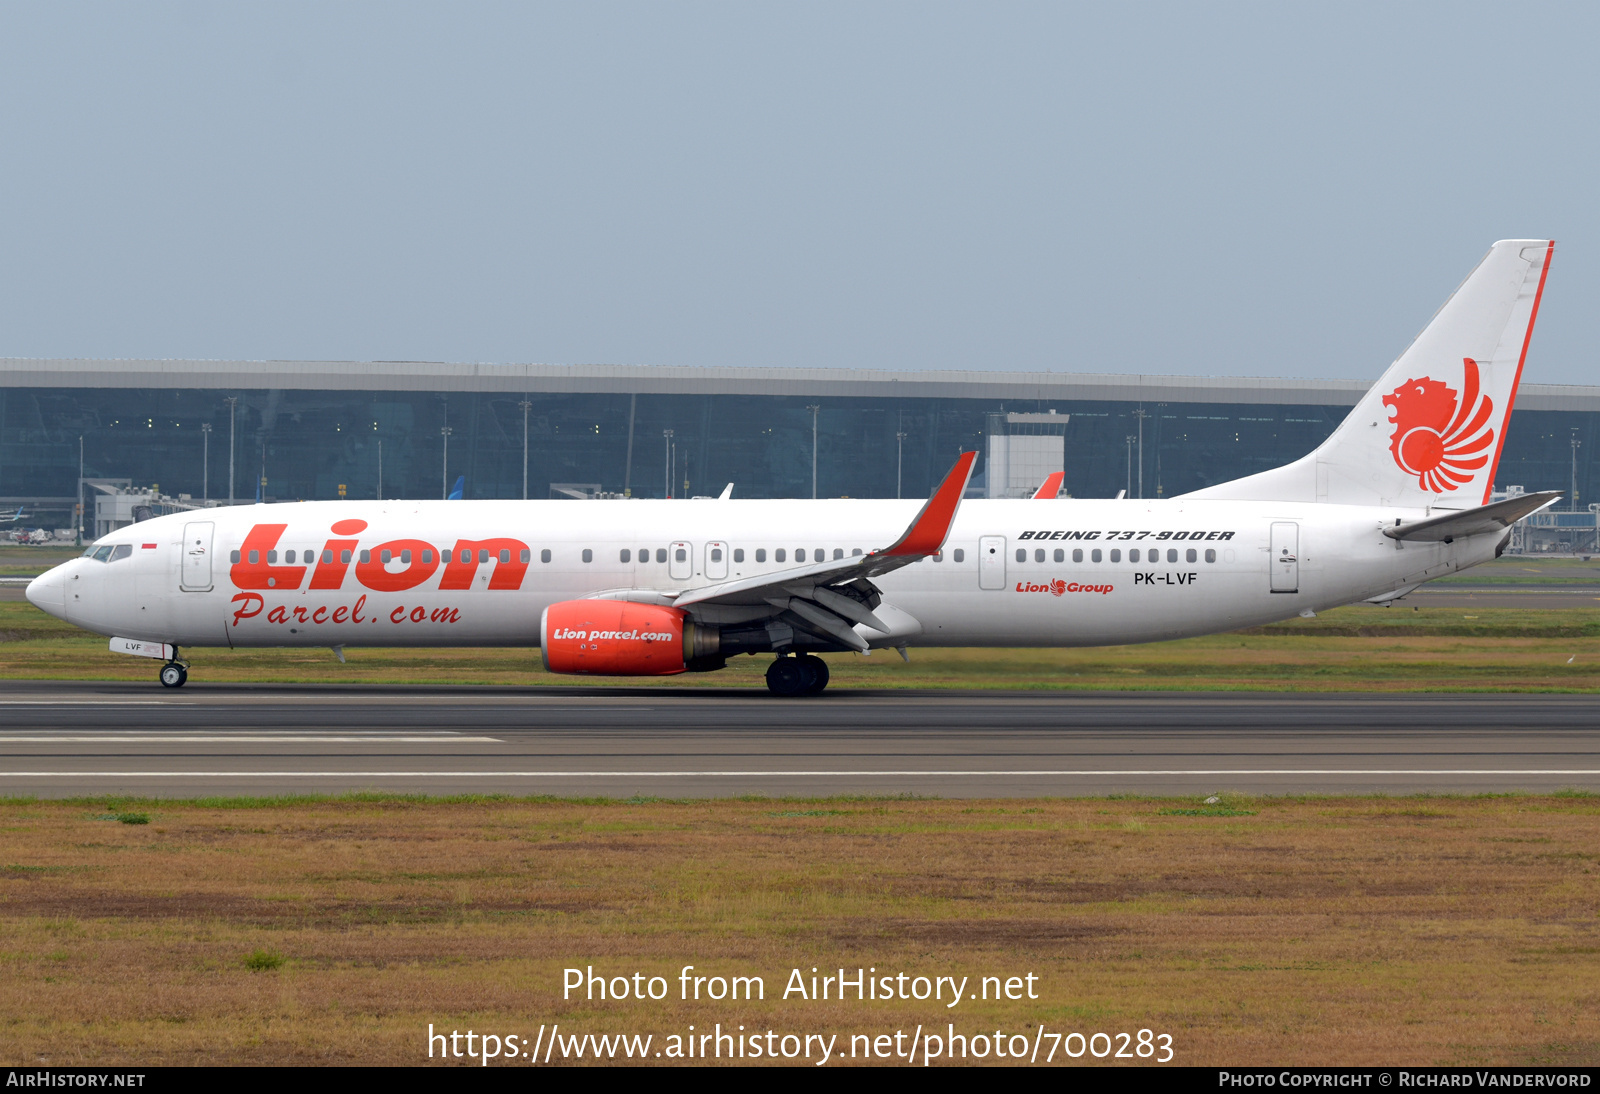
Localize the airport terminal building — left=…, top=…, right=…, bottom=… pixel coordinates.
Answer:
left=5, top=357, right=1600, bottom=548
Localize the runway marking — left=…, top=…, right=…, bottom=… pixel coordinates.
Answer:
left=0, top=736, right=504, bottom=744
left=1, top=769, right=1598, bottom=778
left=0, top=701, right=170, bottom=706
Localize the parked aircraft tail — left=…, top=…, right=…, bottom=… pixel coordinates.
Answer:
left=1183, top=240, right=1554, bottom=507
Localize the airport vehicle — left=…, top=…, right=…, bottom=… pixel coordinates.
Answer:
left=26, top=240, right=1558, bottom=694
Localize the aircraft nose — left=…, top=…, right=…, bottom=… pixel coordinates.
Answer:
left=25, top=565, right=67, bottom=618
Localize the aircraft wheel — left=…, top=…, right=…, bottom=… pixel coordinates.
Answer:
left=797, top=654, right=829, bottom=694
left=159, top=663, right=187, bottom=688
left=765, top=657, right=810, bottom=697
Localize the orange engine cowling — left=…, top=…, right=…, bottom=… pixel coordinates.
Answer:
left=540, top=600, right=688, bottom=676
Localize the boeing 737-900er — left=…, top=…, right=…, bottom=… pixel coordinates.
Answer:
left=25, top=240, right=1561, bottom=695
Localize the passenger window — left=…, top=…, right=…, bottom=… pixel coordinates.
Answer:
left=1092, top=549, right=1102, bottom=563
left=711, top=548, right=723, bottom=562
left=322, top=550, right=333, bottom=564
left=500, top=549, right=510, bottom=564
left=284, top=550, right=295, bottom=564
left=656, top=548, right=667, bottom=563
left=1129, top=548, right=1140, bottom=563
left=1205, top=548, right=1216, bottom=563
left=952, top=548, right=963, bottom=562
left=110, top=544, right=132, bottom=562
left=479, top=550, right=490, bottom=564
left=674, top=547, right=686, bottom=563
left=933, top=551, right=943, bottom=562
left=833, top=548, right=843, bottom=560
left=520, top=549, right=531, bottom=563
left=796, top=549, right=807, bottom=562
left=381, top=550, right=392, bottom=564
left=1186, top=548, right=1198, bottom=563
left=403, top=549, right=415, bottom=564
left=341, top=549, right=352, bottom=564
left=582, top=549, right=593, bottom=563
left=775, top=549, right=786, bottom=562
left=541, top=549, right=552, bottom=563
left=1072, top=548, right=1083, bottom=563
left=267, top=550, right=278, bottom=563
left=1167, top=549, right=1178, bottom=563
left=733, top=548, right=744, bottom=563
left=854, top=548, right=863, bottom=557
left=756, top=549, right=767, bottom=563
left=421, top=550, right=433, bottom=564
left=1110, top=549, right=1121, bottom=563
left=229, top=549, right=241, bottom=564
left=249, top=550, right=261, bottom=564
left=1015, top=548, right=1026, bottom=563
left=620, top=549, right=631, bottom=563
left=458, top=549, right=470, bottom=564
left=1034, top=549, right=1045, bottom=563
left=1054, top=548, right=1064, bottom=563
left=815, top=547, right=824, bottom=560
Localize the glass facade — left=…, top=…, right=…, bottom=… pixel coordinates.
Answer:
left=2, top=385, right=1597, bottom=528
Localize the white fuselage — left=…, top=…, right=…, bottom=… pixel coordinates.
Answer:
left=26, top=497, right=1494, bottom=651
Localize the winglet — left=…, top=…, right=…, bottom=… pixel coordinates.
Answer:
left=1032, top=471, right=1064, bottom=500
left=879, top=451, right=977, bottom=557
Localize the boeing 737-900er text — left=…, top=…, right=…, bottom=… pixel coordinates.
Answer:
left=26, top=240, right=1561, bottom=695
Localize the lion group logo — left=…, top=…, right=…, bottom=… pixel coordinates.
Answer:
left=1382, top=357, right=1496, bottom=493
left=1049, top=579, right=1067, bottom=597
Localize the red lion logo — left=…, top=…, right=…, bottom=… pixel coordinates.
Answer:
left=1382, top=357, right=1495, bottom=493
left=1049, top=579, right=1067, bottom=597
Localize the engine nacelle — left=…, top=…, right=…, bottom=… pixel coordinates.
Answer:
left=541, top=600, right=719, bottom=675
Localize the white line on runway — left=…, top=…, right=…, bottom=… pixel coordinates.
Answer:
left=0, top=701, right=169, bottom=706
left=0, top=736, right=504, bottom=743
left=1, top=769, right=1598, bottom=778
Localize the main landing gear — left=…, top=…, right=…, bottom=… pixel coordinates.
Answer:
left=159, top=657, right=188, bottom=688
left=765, top=653, right=829, bottom=697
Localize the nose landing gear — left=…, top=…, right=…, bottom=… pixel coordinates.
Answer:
left=159, top=659, right=188, bottom=688
left=765, top=653, right=829, bottom=696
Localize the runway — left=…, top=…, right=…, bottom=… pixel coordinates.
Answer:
left=1, top=682, right=1598, bottom=798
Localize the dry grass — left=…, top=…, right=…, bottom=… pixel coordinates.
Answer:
left=5, top=599, right=1600, bottom=691
left=0, top=794, right=1597, bottom=1065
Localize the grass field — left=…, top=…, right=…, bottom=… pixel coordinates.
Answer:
left=0, top=794, right=1595, bottom=1066
left=5, top=596, right=1600, bottom=690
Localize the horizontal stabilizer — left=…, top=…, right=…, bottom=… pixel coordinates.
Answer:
left=1383, top=491, right=1560, bottom=542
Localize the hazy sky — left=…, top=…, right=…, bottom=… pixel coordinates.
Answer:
left=1, top=2, right=1595, bottom=382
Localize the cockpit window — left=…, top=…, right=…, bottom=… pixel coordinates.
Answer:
left=110, top=544, right=133, bottom=562
left=81, top=546, right=97, bottom=558
left=91, top=546, right=114, bottom=562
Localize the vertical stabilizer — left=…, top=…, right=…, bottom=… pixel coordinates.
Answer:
left=1183, top=240, right=1553, bottom=506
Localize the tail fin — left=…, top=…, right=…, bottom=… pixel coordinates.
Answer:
left=1183, top=240, right=1553, bottom=506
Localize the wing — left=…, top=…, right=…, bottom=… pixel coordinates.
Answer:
left=592, top=451, right=976, bottom=652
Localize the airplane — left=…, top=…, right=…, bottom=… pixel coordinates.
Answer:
left=26, top=239, right=1560, bottom=695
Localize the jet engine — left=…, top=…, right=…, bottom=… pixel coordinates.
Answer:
left=540, top=600, right=721, bottom=675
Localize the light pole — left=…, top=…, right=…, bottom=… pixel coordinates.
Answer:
left=807, top=404, right=820, bottom=499
left=200, top=423, right=212, bottom=501
left=377, top=439, right=383, bottom=500
left=663, top=429, right=674, bottom=498
left=1133, top=408, right=1148, bottom=499
left=77, top=435, right=84, bottom=545
left=1125, top=435, right=1135, bottom=498
left=519, top=398, right=532, bottom=500
left=896, top=430, right=908, bottom=499
left=1572, top=435, right=1582, bottom=511
left=224, top=396, right=238, bottom=504
left=440, top=426, right=453, bottom=499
